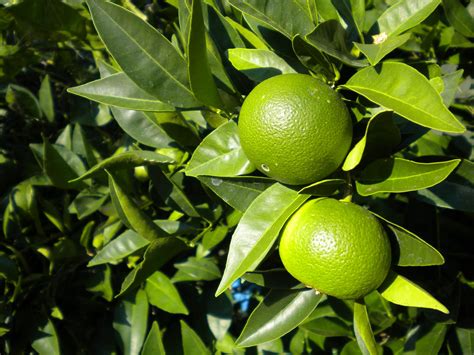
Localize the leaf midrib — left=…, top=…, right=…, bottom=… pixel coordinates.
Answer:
left=344, top=85, right=461, bottom=131
left=92, top=1, right=195, bottom=98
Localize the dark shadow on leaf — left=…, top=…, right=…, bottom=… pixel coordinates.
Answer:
left=356, top=158, right=395, bottom=184
left=241, top=68, right=282, bottom=82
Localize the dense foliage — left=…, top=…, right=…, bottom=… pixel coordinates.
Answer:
left=0, top=0, right=473, bottom=354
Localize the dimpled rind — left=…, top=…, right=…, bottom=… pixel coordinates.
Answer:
left=238, top=74, right=352, bottom=185
left=279, top=198, right=392, bottom=300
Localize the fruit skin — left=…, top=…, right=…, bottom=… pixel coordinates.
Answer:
left=238, top=74, right=352, bottom=185
left=279, top=198, right=391, bottom=300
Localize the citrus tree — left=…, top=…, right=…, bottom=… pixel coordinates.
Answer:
left=0, top=0, right=473, bottom=354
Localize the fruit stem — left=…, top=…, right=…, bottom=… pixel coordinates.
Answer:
left=341, top=172, right=353, bottom=202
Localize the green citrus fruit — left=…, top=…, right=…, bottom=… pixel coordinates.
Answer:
left=279, top=198, right=391, bottom=299
left=238, top=74, right=352, bottom=185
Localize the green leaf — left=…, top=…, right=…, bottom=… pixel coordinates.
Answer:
left=303, top=20, right=368, bottom=67
left=300, top=317, right=353, bottom=337
left=88, top=230, right=150, bottom=267
left=354, top=33, right=411, bottom=66
left=228, top=0, right=314, bottom=39
left=69, top=186, right=109, bottom=220
left=371, top=212, right=444, bottom=267
left=31, top=317, right=61, bottom=355
left=72, top=150, right=174, bottom=182
left=442, top=0, right=474, bottom=38
left=343, top=110, right=400, bottom=171
left=142, top=321, right=166, bottom=355
left=6, top=84, right=42, bottom=118
left=343, top=62, right=465, bottom=133
left=228, top=48, right=296, bottom=82
left=198, top=175, right=274, bottom=212
left=43, top=139, right=88, bottom=190
left=292, top=34, right=337, bottom=80
left=118, top=237, right=188, bottom=296
left=39, top=75, right=55, bottom=122
left=186, top=121, right=255, bottom=177
left=113, top=289, right=148, bottom=355
left=149, top=167, right=201, bottom=218
left=86, top=0, right=199, bottom=108
left=173, top=256, right=221, bottom=282
left=188, top=0, right=223, bottom=108
left=378, top=271, right=449, bottom=314
left=110, top=108, right=176, bottom=149
left=298, top=179, right=346, bottom=196
left=206, top=292, right=233, bottom=340
left=108, top=171, right=169, bottom=240
left=180, top=320, right=211, bottom=355
left=236, top=289, right=323, bottom=347
left=439, top=70, right=464, bottom=107
left=404, top=322, right=448, bottom=355
left=242, top=269, right=303, bottom=289
left=215, top=183, right=309, bottom=296
left=84, top=265, right=114, bottom=302
left=415, top=159, right=474, bottom=212
left=355, top=157, right=460, bottom=196
left=224, top=16, right=269, bottom=49
left=145, top=271, right=188, bottom=314
left=376, top=0, right=441, bottom=37
left=353, top=300, right=378, bottom=355
left=68, top=73, right=175, bottom=112
left=451, top=328, right=474, bottom=354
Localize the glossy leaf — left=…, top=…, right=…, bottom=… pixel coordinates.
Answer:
left=31, top=317, right=61, bottom=355
left=451, top=328, right=474, bottom=354
left=439, top=69, right=464, bottom=107
left=86, top=0, right=199, bottom=107
left=188, top=0, right=223, bottom=108
left=206, top=293, right=233, bottom=340
left=72, top=150, right=174, bottom=182
left=225, top=16, right=269, bottom=49
left=354, top=33, right=411, bottom=66
left=376, top=0, right=441, bottom=37
left=378, top=271, right=449, bottom=314
left=355, top=157, right=460, bottom=196
left=198, top=175, right=274, bottom=212
left=118, top=237, right=188, bottom=296
left=228, top=48, right=296, bottom=82
left=149, top=167, right=201, bottom=218
left=88, top=230, right=150, bottom=267
left=372, top=212, right=444, bottom=266
left=404, top=322, right=448, bottom=355
left=343, top=62, right=465, bottom=133
left=342, top=110, right=400, bottom=171
left=141, top=321, right=165, bottom=355
left=6, top=84, right=42, bottom=118
left=228, top=0, right=314, bottom=39
left=180, top=320, right=211, bottom=355
left=69, top=186, right=109, bottom=220
left=353, top=300, right=378, bottom=355
left=236, top=289, right=323, bottom=347
left=68, top=73, right=174, bottom=112
left=108, top=172, right=169, bottom=240
left=215, top=183, right=309, bottom=296
left=145, top=271, right=188, bottom=314
left=110, top=107, right=176, bottom=149
left=113, top=289, right=148, bottom=355
left=304, top=20, right=368, bottom=67
left=298, top=179, right=346, bottom=196
left=300, top=317, right=353, bottom=337
left=186, top=121, right=255, bottom=177
left=43, top=139, right=88, bottom=190
left=415, top=159, right=474, bottom=212
left=292, top=34, right=337, bottom=80
left=39, top=75, right=55, bottom=122
left=173, top=257, right=221, bottom=282
left=442, top=0, right=474, bottom=38
left=242, top=269, right=303, bottom=290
